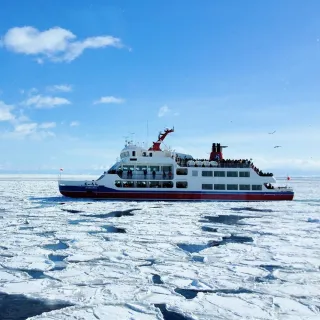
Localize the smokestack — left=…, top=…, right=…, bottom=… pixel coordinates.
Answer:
left=209, top=142, right=224, bottom=161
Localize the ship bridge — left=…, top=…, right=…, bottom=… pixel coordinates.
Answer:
left=120, top=145, right=174, bottom=160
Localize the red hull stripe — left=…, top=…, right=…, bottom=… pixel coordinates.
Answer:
left=59, top=190, right=294, bottom=201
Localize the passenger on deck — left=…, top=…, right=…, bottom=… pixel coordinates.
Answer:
left=125, top=169, right=132, bottom=178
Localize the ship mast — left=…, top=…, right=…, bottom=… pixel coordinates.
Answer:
left=148, top=127, right=174, bottom=151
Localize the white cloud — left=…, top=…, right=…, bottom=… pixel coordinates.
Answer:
left=93, top=96, right=125, bottom=104
left=23, top=94, right=71, bottom=109
left=0, top=100, right=56, bottom=140
left=158, top=105, right=170, bottom=117
left=2, top=122, right=56, bottom=140
left=47, top=84, right=72, bottom=92
left=1, top=26, right=123, bottom=63
left=14, top=109, right=29, bottom=123
left=0, top=101, right=15, bottom=121
left=39, top=122, right=56, bottom=129
left=14, top=122, right=38, bottom=135
left=19, top=88, right=38, bottom=96
left=70, top=121, right=80, bottom=127
left=157, top=105, right=179, bottom=117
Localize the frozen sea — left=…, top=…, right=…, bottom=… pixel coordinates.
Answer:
left=0, top=174, right=319, bottom=320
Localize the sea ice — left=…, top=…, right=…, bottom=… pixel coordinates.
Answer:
left=0, top=175, right=319, bottom=319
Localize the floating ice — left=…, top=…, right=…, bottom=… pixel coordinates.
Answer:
left=0, top=175, right=319, bottom=319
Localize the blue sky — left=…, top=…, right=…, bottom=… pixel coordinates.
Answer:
left=0, top=0, right=320, bottom=175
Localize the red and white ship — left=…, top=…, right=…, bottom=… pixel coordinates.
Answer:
left=58, top=128, right=294, bottom=201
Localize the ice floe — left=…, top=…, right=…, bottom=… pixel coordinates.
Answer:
left=0, top=175, right=319, bottom=319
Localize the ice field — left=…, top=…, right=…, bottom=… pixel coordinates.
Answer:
left=0, top=175, right=319, bottom=319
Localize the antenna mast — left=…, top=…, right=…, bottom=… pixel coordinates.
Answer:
left=146, top=120, right=149, bottom=149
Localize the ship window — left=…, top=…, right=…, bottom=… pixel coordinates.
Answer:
left=252, top=185, right=262, bottom=190
left=227, top=184, right=238, bottom=190
left=176, top=181, right=188, bottom=188
left=202, top=171, right=213, bottom=177
left=136, top=165, right=147, bottom=171
left=123, top=181, right=134, bottom=188
left=239, top=171, right=250, bottom=177
left=121, top=151, right=129, bottom=158
left=214, top=184, right=225, bottom=190
left=227, top=171, right=238, bottom=177
left=108, top=161, right=121, bottom=173
left=149, top=181, right=162, bottom=188
left=162, top=165, right=172, bottom=172
left=132, top=151, right=136, bottom=156
left=214, top=171, right=225, bottom=177
left=202, top=184, right=213, bottom=190
left=192, top=170, right=198, bottom=177
left=239, top=184, right=250, bottom=190
left=142, top=152, right=146, bottom=156
left=115, top=181, right=122, bottom=187
left=137, top=181, right=147, bottom=188
left=122, top=165, right=131, bottom=171
left=176, top=168, right=188, bottom=175
left=149, top=152, right=153, bottom=157
left=163, top=181, right=173, bottom=188
left=150, top=165, right=160, bottom=172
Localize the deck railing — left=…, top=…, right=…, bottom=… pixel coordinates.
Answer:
left=176, top=161, right=273, bottom=176
left=116, top=172, right=174, bottom=180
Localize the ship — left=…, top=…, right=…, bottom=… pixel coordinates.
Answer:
left=58, top=128, right=294, bottom=201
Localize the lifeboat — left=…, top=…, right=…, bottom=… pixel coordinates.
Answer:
left=187, top=160, right=195, bottom=167
left=195, top=160, right=202, bottom=167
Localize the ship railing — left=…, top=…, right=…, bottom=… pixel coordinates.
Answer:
left=270, top=186, right=293, bottom=192
left=215, top=163, right=252, bottom=168
left=116, top=172, right=174, bottom=180
left=177, top=162, right=273, bottom=176
left=265, top=183, right=293, bottom=191
left=178, top=163, right=252, bottom=169
left=275, top=186, right=293, bottom=191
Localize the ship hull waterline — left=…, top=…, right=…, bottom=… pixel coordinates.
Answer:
left=59, top=188, right=294, bottom=201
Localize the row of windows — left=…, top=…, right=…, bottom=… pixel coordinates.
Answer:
left=179, top=169, right=251, bottom=177
left=121, top=165, right=173, bottom=172
left=200, top=171, right=250, bottom=177
left=115, top=181, right=187, bottom=188
left=115, top=180, right=263, bottom=191
left=116, top=165, right=251, bottom=178
left=202, top=184, right=263, bottom=191
left=121, top=150, right=154, bottom=158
